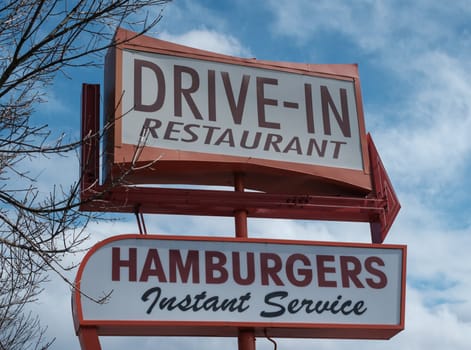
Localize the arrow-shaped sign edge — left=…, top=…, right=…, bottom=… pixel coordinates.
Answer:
left=368, top=133, right=401, bottom=243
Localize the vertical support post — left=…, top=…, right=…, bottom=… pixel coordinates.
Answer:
left=233, top=173, right=256, bottom=350
left=238, top=330, right=256, bottom=350
left=78, top=327, right=102, bottom=350
left=80, top=84, right=100, bottom=194
left=234, top=173, right=248, bottom=239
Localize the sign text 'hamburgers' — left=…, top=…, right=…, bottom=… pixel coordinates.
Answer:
left=73, top=235, right=406, bottom=339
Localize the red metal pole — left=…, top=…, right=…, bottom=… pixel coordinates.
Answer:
left=78, top=327, right=102, bottom=350
left=234, top=173, right=256, bottom=350
left=234, top=173, right=248, bottom=238
left=238, top=329, right=256, bottom=350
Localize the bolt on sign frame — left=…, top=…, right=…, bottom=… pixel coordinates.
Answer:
left=77, top=28, right=402, bottom=349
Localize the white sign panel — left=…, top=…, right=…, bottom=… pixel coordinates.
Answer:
left=77, top=236, right=405, bottom=327
left=120, top=49, right=363, bottom=170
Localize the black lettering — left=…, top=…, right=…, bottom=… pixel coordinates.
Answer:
left=142, top=288, right=251, bottom=314
left=321, top=86, right=351, bottom=137
left=214, top=128, right=235, bottom=147
left=208, top=69, right=216, bottom=121
left=134, top=60, right=165, bottom=112
left=159, top=295, right=178, bottom=310
left=203, top=296, right=223, bottom=311
left=192, top=291, right=207, bottom=311
left=240, top=130, right=261, bottom=149
left=328, top=295, right=343, bottom=314
left=222, top=72, right=250, bottom=124
left=141, top=286, right=161, bottom=314
left=263, top=133, right=283, bottom=152
left=176, top=295, right=193, bottom=311
left=353, top=300, right=367, bottom=315
left=202, top=125, right=221, bottom=144
left=181, top=123, right=200, bottom=142
left=331, top=140, right=347, bottom=159
left=260, top=291, right=287, bottom=317
left=174, top=65, right=202, bottom=119
left=140, top=118, right=162, bottom=138
left=282, top=136, right=302, bottom=154
left=262, top=292, right=368, bottom=317
left=163, top=121, right=183, bottom=141
left=238, top=292, right=252, bottom=312
left=307, top=139, right=328, bottom=157
left=304, top=83, right=315, bottom=133
left=287, top=299, right=303, bottom=314
left=257, top=77, right=280, bottom=129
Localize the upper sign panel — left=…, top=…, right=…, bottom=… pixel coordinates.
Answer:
left=104, top=29, right=371, bottom=194
left=122, top=50, right=362, bottom=169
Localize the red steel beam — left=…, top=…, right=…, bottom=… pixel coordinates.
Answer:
left=80, top=185, right=384, bottom=222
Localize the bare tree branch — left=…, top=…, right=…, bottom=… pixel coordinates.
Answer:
left=0, top=0, right=171, bottom=348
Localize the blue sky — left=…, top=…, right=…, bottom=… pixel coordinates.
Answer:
left=31, top=1, right=471, bottom=349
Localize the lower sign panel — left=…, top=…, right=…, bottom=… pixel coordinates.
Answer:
left=72, top=235, right=406, bottom=339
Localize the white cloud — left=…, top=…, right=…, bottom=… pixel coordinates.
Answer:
left=401, top=288, right=471, bottom=350
left=266, top=0, right=391, bottom=51
left=373, top=51, right=471, bottom=196
left=266, top=0, right=471, bottom=56
left=159, top=29, right=252, bottom=57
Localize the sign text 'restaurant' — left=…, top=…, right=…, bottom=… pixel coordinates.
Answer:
left=120, top=50, right=363, bottom=170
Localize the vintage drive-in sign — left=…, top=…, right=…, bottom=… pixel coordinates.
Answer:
left=103, top=29, right=371, bottom=194
left=73, top=235, right=406, bottom=339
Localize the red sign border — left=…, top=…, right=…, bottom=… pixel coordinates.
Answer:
left=72, top=234, right=407, bottom=340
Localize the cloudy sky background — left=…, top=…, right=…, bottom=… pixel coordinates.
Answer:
left=30, top=1, right=471, bottom=349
